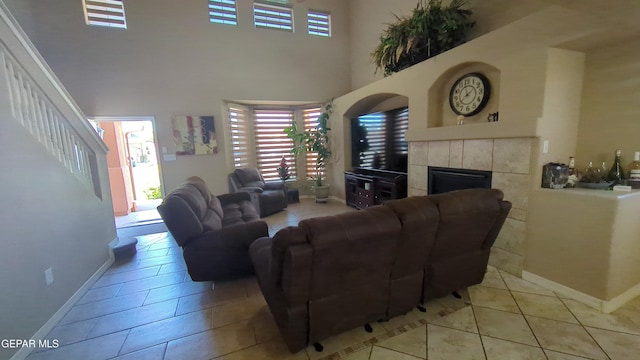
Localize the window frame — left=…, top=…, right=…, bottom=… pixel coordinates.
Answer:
left=82, top=0, right=127, bottom=29
left=226, top=103, right=323, bottom=182
left=209, top=0, right=238, bottom=26
left=253, top=1, right=294, bottom=32
left=307, top=10, right=331, bottom=37
left=252, top=107, right=297, bottom=181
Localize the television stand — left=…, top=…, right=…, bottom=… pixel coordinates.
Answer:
left=344, top=168, right=407, bottom=210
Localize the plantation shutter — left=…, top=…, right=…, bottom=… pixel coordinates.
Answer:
left=253, top=2, right=294, bottom=31
left=308, top=10, right=331, bottom=37
left=392, top=107, right=409, bottom=155
left=209, top=0, right=238, bottom=25
left=228, top=104, right=251, bottom=169
left=82, top=0, right=127, bottom=29
left=303, top=107, right=322, bottom=179
left=358, top=113, right=386, bottom=169
left=253, top=109, right=296, bottom=181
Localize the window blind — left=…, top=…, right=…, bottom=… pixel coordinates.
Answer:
left=82, top=0, right=126, bottom=29
left=303, top=107, right=322, bottom=180
left=308, top=10, right=331, bottom=37
left=253, top=2, right=294, bottom=31
left=209, top=0, right=238, bottom=25
left=358, top=113, right=386, bottom=169
left=392, top=107, right=409, bottom=155
left=228, top=104, right=250, bottom=169
left=253, top=109, right=296, bottom=181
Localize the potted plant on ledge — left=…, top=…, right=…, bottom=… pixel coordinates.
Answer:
left=284, top=100, right=333, bottom=203
left=371, top=0, right=475, bottom=76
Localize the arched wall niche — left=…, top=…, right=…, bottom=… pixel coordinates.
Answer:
left=341, top=93, right=408, bottom=170
left=343, top=93, right=408, bottom=119
left=428, top=61, right=501, bottom=128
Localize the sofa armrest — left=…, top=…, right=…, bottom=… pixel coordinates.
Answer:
left=264, top=181, right=285, bottom=191
left=217, top=192, right=251, bottom=206
left=238, top=186, right=264, bottom=194
left=250, top=235, right=311, bottom=307
left=250, top=236, right=273, bottom=277
left=191, top=220, right=269, bottom=250
left=482, top=200, right=512, bottom=249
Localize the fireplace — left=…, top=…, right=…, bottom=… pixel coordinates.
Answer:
left=428, top=167, right=492, bottom=195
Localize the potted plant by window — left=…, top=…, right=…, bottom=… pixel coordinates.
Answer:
left=371, top=0, right=475, bottom=76
left=284, top=100, right=333, bottom=203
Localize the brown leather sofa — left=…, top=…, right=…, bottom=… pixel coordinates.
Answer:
left=157, top=176, right=268, bottom=281
left=250, top=188, right=511, bottom=352
left=228, top=168, right=287, bottom=217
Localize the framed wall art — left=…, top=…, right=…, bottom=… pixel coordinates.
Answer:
left=172, top=115, right=217, bottom=155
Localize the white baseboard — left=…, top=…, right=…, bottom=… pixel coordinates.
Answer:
left=522, top=271, right=640, bottom=313
left=11, top=253, right=115, bottom=360
left=298, top=195, right=346, bottom=205
left=329, top=195, right=346, bottom=204
left=602, top=281, right=640, bottom=313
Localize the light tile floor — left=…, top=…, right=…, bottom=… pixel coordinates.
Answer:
left=26, top=199, right=640, bottom=360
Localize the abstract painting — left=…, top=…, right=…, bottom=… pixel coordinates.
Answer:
left=172, top=115, right=217, bottom=155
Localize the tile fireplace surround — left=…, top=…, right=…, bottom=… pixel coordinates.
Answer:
left=408, top=138, right=533, bottom=276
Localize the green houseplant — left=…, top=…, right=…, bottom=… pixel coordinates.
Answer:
left=371, top=0, right=474, bottom=76
left=284, top=100, right=333, bottom=202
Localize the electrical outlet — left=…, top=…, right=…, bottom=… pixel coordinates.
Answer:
left=543, top=140, right=549, bottom=154
left=45, top=267, right=54, bottom=286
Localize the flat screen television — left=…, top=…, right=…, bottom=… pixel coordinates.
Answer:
left=350, top=106, right=408, bottom=174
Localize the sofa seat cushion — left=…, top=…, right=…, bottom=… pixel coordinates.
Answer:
left=262, top=189, right=286, bottom=202
left=209, top=195, right=224, bottom=219
left=222, top=200, right=260, bottom=226
left=245, top=181, right=266, bottom=188
left=201, top=209, right=223, bottom=232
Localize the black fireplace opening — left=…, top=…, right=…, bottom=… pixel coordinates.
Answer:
left=428, top=167, right=492, bottom=195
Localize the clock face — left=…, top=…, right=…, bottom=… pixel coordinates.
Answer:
left=449, top=73, right=491, bottom=116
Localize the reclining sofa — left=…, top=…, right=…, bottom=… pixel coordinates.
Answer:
left=157, top=176, right=268, bottom=281
left=250, top=188, right=511, bottom=352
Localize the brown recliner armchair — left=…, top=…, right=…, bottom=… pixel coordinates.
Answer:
left=157, top=176, right=268, bottom=281
left=228, top=168, right=287, bottom=217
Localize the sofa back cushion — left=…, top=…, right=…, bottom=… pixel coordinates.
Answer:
left=384, top=196, right=440, bottom=278
left=299, top=206, right=401, bottom=341
left=185, top=176, right=211, bottom=203
left=158, top=182, right=223, bottom=247
left=234, top=168, right=265, bottom=188
left=428, top=189, right=507, bottom=259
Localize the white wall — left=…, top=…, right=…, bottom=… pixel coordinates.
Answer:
left=0, top=3, right=115, bottom=357
left=576, top=38, right=640, bottom=170
left=5, top=0, right=352, bottom=194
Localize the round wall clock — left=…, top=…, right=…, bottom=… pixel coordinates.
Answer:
left=449, top=72, right=491, bottom=116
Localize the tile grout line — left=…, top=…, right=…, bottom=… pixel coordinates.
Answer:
left=470, top=305, right=489, bottom=360
left=558, top=297, right=613, bottom=360
left=315, top=319, right=428, bottom=360
left=496, top=269, right=548, bottom=358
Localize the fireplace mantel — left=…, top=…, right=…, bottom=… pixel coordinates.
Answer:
left=405, top=120, right=539, bottom=143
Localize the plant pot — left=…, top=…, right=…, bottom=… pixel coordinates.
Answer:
left=314, top=184, right=330, bottom=203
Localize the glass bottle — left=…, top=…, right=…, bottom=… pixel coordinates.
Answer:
left=607, top=149, right=626, bottom=185
left=583, top=161, right=596, bottom=183
left=628, top=151, right=640, bottom=188
left=567, top=157, right=578, bottom=187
